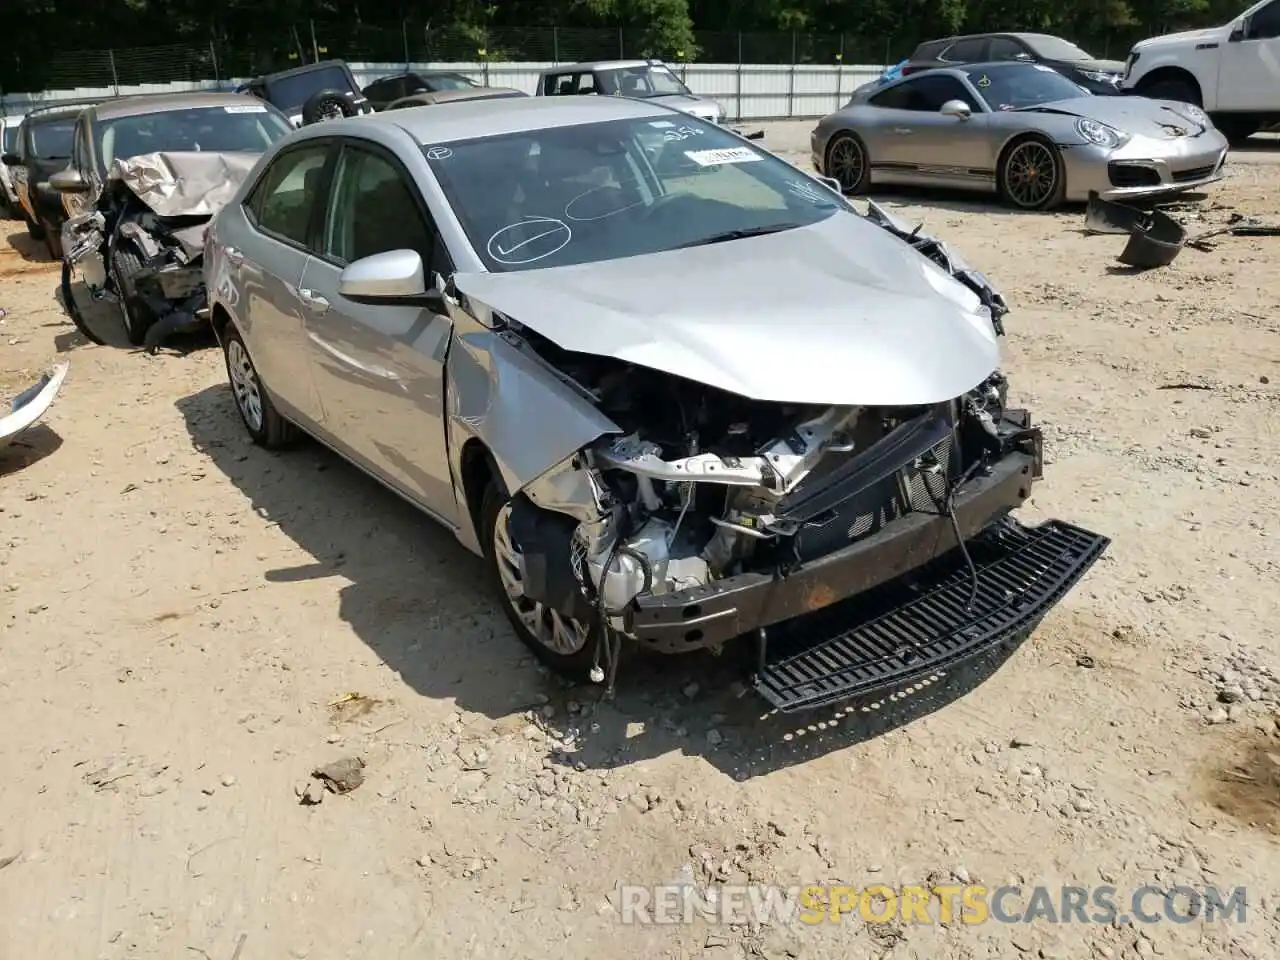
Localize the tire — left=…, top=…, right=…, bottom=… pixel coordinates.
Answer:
left=110, top=241, right=153, bottom=345
left=479, top=478, right=600, bottom=680
left=42, top=217, right=63, bottom=260
left=301, top=89, right=358, bottom=126
left=60, top=259, right=107, bottom=346
left=824, top=132, right=870, bottom=195
left=222, top=323, right=297, bottom=448
left=25, top=211, right=45, bottom=241
left=997, top=136, right=1066, bottom=211
left=1136, top=75, right=1201, bottom=107
left=1212, top=115, right=1260, bottom=145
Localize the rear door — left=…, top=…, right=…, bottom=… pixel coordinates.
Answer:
left=296, top=137, right=458, bottom=518
left=224, top=139, right=335, bottom=426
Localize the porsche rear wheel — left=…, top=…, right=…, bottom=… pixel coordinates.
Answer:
left=825, top=133, right=869, bottom=194
left=998, top=136, right=1065, bottom=211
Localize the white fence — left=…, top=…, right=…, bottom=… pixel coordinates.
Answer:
left=0, top=60, right=885, bottom=122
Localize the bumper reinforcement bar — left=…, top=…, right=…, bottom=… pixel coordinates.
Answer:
left=752, top=518, right=1110, bottom=713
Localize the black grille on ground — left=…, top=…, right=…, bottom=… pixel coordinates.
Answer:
left=1108, top=162, right=1160, bottom=188
left=752, top=518, right=1110, bottom=713
left=1173, top=165, right=1215, bottom=182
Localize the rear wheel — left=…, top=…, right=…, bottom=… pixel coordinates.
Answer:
left=825, top=132, right=869, bottom=194
left=480, top=479, right=599, bottom=680
left=110, top=241, right=152, bottom=345
left=997, top=136, right=1066, bottom=211
left=222, top=324, right=298, bottom=449
left=1136, top=75, right=1201, bottom=106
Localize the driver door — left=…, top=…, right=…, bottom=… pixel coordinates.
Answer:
left=1217, top=0, right=1280, bottom=111
left=298, top=138, right=459, bottom=522
left=869, top=75, right=990, bottom=188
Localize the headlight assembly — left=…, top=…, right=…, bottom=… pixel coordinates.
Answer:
left=1075, top=117, right=1126, bottom=149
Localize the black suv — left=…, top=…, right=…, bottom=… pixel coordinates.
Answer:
left=1, top=99, right=100, bottom=257
left=235, top=59, right=373, bottom=126
left=904, top=33, right=1125, bottom=95
left=361, top=70, right=479, bottom=111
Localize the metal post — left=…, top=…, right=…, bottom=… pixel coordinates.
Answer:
left=309, top=19, right=320, bottom=63
left=108, top=49, right=120, bottom=95
left=481, top=29, right=490, bottom=86
left=787, top=32, right=796, bottom=119
left=403, top=20, right=411, bottom=68
left=553, top=26, right=559, bottom=63
left=209, top=39, right=220, bottom=83
left=618, top=27, right=625, bottom=59
left=735, top=32, right=743, bottom=123
left=836, top=35, right=843, bottom=107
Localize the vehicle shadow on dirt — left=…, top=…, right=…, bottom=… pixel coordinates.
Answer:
left=0, top=424, right=63, bottom=476
left=176, top=382, right=1028, bottom=777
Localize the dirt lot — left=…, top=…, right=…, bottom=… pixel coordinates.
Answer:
left=2, top=124, right=1279, bottom=960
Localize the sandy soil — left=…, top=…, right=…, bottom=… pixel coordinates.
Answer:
left=1, top=125, right=1278, bottom=960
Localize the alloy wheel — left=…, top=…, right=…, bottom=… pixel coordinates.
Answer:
left=492, top=501, right=591, bottom=656
left=828, top=136, right=865, bottom=193
left=226, top=339, right=264, bottom=433
left=1003, top=141, right=1058, bottom=209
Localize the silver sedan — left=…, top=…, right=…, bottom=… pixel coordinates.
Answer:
left=811, top=61, right=1228, bottom=210
left=202, top=95, right=1106, bottom=711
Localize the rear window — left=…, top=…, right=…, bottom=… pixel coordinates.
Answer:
left=941, top=38, right=988, bottom=61
left=422, top=73, right=477, bottom=91
left=265, top=65, right=357, bottom=111
left=29, top=119, right=76, bottom=158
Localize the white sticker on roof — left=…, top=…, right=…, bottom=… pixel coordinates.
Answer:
left=649, top=120, right=675, bottom=128
left=684, top=147, right=761, bottom=166
left=224, top=104, right=267, bottom=114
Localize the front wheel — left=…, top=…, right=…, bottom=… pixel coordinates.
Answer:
left=825, top=132, right=869, bottom=194
left=222, top=324, right=298, bottom=449
left=110, top=241, right=153, bottom=345
left=25, top=211, right=45, bottom=240
left=480, top=479, right=599, bottom=680
left=998, top=137, right=1066, bottom=211
left=1212, top=115, right=1260, bottom=145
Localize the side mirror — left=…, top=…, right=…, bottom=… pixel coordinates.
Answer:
left=816, top=175, right=843, bottom=194
left=1, top=152, right=20, bottom=167
left=1229, top=19, right=1248, bottom=42
left=338, top=249, right=445, bottom=310
left=940, top=99, right=972, bottom=120
left=49, top=168, right=90, bottom=193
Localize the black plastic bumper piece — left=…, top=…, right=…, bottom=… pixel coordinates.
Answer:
left=752, top=518, right=1110, bottom=713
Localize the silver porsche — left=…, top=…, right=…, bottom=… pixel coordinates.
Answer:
left=811, top=60, right=1228, bottom=210
left=203, top=96, right=1108, bottom=712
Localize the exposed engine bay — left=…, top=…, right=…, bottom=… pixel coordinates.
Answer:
left=507, top=201, right=1041, bottom=671
left=61, top=151, right=256, bottom=351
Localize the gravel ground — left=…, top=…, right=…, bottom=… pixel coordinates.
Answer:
left=1, top=121, right=1278, bottom=960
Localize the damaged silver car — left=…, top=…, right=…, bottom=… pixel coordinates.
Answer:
left=205, top=97, right=1109, bottom=712
left=50, top=92, right=293, bottom=348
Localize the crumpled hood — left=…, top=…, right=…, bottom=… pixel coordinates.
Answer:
left=453, top=212, right=1001, bottom=407
left=1023, top=96, right=1206, bottom=136
left=108, top=151, right=260, bottom=218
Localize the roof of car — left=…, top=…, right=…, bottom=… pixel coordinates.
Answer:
left=390, top=87, right=527, bottom=107
left=18, top=100, right=102, bottom=123
left=923, top=32, right=1063, bottom=45
left=257, top=59, right=352, bottom=82
left=336, top=93, right=672, bottom=145
left=88, top=91, right=270, bottom=122
left=538, top=60, right=663, bottom=75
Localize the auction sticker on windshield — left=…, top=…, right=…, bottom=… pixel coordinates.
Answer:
left=684, top=147, right=762, bottom=166
left=224, top=104, right=267, bottom=113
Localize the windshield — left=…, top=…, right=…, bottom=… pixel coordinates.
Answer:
left=597, top=65, right=691, bottom=98
left=2, top=124, right=17, bottom=153
left=1023, top=36, right=1094, bottom=61
left=424, top=114, right=842, bottom=273
left=30, top=118, right=76, bottom=158
left=98, top=104, right=293, bottom=170
left=265, top=65, right=356, bottom=111
left=426, top=73, right=478, bottom=90
left=964, top=63, right=1088, bottom=110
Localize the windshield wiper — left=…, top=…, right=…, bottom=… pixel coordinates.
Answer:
left=675, top=222, right=802, bottom=249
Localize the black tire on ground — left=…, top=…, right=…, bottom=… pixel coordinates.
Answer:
left=997, top=135, right=1067, bottom=211
left=1213, top=116, right=1260, bottom=145
left=824, top=132, right=870, bottom=195
left=479, top=478, right=601, bottom=680
left=1136, top=75, right=1201, bottom=106
left=300, top=89, right=358, bottom=126
left=221, top=323, right=298, bottom=449
left=60, top=259, right=108, bottom=346
left=42, top=217, right=63, bottom=260
left=25, top=211, right=45, bottom=240
left=110, top=240, right=154, bottom=345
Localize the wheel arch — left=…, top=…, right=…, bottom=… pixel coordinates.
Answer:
left=1134, top=66, right=1204, bottom=106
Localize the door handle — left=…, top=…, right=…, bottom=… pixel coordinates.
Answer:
left=223, top=246, right=244, bottom=265
left=893, top=127, right=913, bottom=135
left=298, top=287, right=330, bottom=311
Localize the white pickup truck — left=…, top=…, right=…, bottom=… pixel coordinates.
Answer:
left=1119, top=0, right=1280, bottom=142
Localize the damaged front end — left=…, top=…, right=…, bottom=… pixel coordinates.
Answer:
left=62, top=152, right=256, bottom=351
left=492, top=207, right=1109, bottom=712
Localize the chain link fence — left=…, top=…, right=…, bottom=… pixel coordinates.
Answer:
left=8, top=23, right=1155, bottom=96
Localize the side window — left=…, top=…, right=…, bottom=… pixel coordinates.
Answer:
left=988, top=38, right=1029, bottom=60
left=872, top=76, right=977, bottom=111
left=322, top=145, right=444, bottom=276
left=71, top=118, right=88, bottom=175
left=940, top=38, right=988, bottom=61
left=578, top=73, right=598, bottom=94
left=1249, top=0, right=1280, bottom=38
left=544, top=74, right=568, bottom=95
left=246, top=143, right=330, bottom=247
